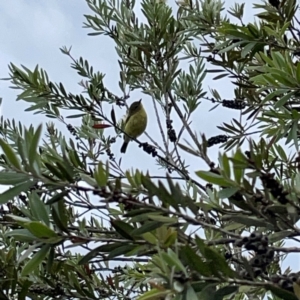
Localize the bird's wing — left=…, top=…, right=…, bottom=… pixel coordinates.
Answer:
left=124, top=113, right=131, bottom=125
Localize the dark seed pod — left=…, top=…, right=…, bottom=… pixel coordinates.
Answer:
left=222, top=100, right=246, bottom=110
left=234, top=239, right=245, bottom=247
left=268, top=0, right=280, bottom=8
left=207, top=135, right=228, bottom=147
left=253, top=267, right=263, bottom=278
left=249, top=231, right=263, bottom=242
left=256, top=245, right=268, bottom=255
left=266, top=249, right=274, bottom=258
left=224, top=252, right=232, bottom=260
left=260, top=236, right=269, bottom=247
left=270, top=274, right=281, bottom=283
left=244, top=241, right=258, bottom=252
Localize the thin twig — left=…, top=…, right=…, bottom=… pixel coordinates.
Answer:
left=272, top=246, right=300, bottom=253
left=168, top=91, right=213, bottom=166
left=152, top=96, right=169, bottom=151
left=93, top=257, right=149, bottom=263
left=144, top=131, right=165, bottom=153
left=174, top=144, right=188, bottom=176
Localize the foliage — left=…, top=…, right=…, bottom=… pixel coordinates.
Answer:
left=1, top=0, right=300, bottom=299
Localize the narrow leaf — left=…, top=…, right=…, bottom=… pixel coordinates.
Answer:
left=21, top=244, right=50, bottom=276
left=24, top=221, right=58, bottom=238
left=28, top=124, right=42, bottom=166
left=111, top=220, right=135, bottom=240
left=0, top=180, right=34, bottom=204
left=0, top=139, right=22, bottom=169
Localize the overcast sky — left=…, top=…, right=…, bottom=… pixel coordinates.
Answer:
left=0, top=0, right=298, bottom=273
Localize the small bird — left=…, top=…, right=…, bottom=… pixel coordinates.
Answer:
left=120, top=99, right=147, bottom=153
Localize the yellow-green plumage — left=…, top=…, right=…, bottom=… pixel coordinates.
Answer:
left=120, top=100, right=147, bottom=153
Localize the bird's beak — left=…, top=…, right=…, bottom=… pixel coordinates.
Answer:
left=138, top=99, right=142, bottom=103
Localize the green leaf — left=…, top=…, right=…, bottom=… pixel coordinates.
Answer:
left=29, top=192, right=50, bottom=225
left=80, top=173, right=97, bottom=187
left=124, top=209, right=156, bottom=218
left=66, top=113, right=86, bottom=118
left=233, top=160, right=244, bottom=184
left=195, top=171, right=234, bottom=187
left=204, top=246, right=235, bottom=278
left=111, top=106, right=116, bottom=125
left=166, top=175, right=198, bottom=214
left=0, top=139, right=22, bottom=170
left=195, top=236, right=206, bottom=256
left=274, top=91, right=294, bottom=108
left=177, top=143, right=199, bottom=156
left=6, top=215, right=31, bottom=224
left=51, top=205, right=69, bottom=233
left=268, top=230, right=292, bottom=243
left=168, top=248, right=188, bottom=275
left=108, top=244, right=138, bottom=258
left=55, top=161, right=74, bottom=182
left=25, top=102, right=48, bottom=111
left=227, top=215, right=274, bottom=229
left=28, top=124, right=42, bottom=167
left=195, top=237, right=235, bottom=277
left=94, top=162, right=108, bottom=187
left=0, top=172, right=30, bottom=185
left=219, top=153, right=231, bottom=179
left=68, top=149, right=84, bottom=168
left=44, top=162, right=65, bottom=180
left=137, top=288, right=170, bottom=300
left=198, top=283, right=218, bottom=300
left=191, top=281, right=215, bottom=293
left=160, top=249, right=187, bottom=276
left=214, top=285, right=239, bottom=300
left=125, top=170, right=137, bottom=189
left=147, top=215, right=177, bottom=223
left=46, top=246, right=55, bottom=273
left=217, top=41, right=244, bottom=54
left=267, top=284, right=298, bottom=300
left=293, top=281, right=300, bottom=300
left=224, top=222, right=245, bottom=231
left=111, top=220, right=135, bottom=240
left=213, top=73, right=228, bottom=80
left=218, top=187, right=240, bottom=199
left=273, top=144, right=287, bottom=161
left=45, top=190, right=69, bottom=205
left=231, top=148, right=249, bottom=167
left=131, top=221, right=163, bottom=235
left=78, top=243, right=124, bottom=264
left=141, top=175, right=179, bottom=210
left=241, top=42, right=256, bottom=58
left=297, top=61, right=300, bottom=83
left=180, top=245, right=211, bottom=276
left=18, top=280, right=31, bottom=300
left=6, top=229, right=37, bottom=242
left=21, top=244, right=50, bottom=276
left=183, top=285, right=198, bottom=300
left=0, top=180, right=34, bottom=204
left=24, top=221, right=58, bottom=239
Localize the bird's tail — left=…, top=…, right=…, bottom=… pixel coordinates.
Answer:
left=120, top=141, right=129, bottom=153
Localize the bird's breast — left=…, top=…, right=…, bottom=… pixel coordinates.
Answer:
left=125, top=109, right=147, bottom=138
